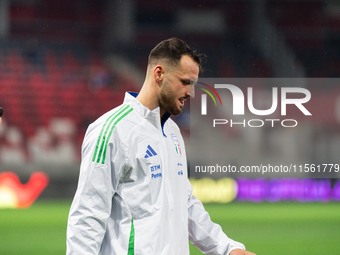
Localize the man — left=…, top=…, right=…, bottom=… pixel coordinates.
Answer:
left=67, top=38, right=255, bottom=255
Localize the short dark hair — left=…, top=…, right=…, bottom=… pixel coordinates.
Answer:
left=148, top=37, right=204, bottom=71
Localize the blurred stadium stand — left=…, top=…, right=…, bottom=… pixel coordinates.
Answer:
left=266, top=0, right=340, bottom=77
left=0, top=0, right=340, bottom=199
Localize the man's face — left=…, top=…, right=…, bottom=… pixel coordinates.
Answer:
left=158, top=55, right=199, bottom=116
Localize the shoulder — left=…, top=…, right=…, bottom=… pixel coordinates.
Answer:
left=92, top=104, right=135, bottom=129
left=84, top=104, right=137, bottom=143
left=82, top=103, right=139, bottom=162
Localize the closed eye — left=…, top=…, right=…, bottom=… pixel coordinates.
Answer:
left=180, top=78, right=196, bottom=86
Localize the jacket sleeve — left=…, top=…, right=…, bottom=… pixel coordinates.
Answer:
left=187, top=180, right=245, bottom=255
left=66, top=125, right=119, bottom=254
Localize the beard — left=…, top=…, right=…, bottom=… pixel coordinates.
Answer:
left=159, top=84, right=183, bottom=116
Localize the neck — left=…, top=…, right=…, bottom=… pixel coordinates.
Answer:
left=137, top=80, right=166, bottom=117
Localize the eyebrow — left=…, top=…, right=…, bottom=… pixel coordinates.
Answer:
left=177, top=75, right=197, bottom=85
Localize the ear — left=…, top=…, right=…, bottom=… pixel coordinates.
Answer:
left=153, top=65, right=164, bottom=85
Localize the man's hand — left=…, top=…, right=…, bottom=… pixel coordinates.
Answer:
left=230, top=248, right=256, bottom=255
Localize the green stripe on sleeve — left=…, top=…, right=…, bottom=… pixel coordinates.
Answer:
left=92, top=105, right=133, bottom=164
left=127, top=219, right=134, bottom=255
left=92, top=104, right=129, bottom=162
left=100, top=106, right=133, bottom=164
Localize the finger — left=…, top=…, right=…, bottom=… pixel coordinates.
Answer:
left=231, top=249, right=256, bottom=255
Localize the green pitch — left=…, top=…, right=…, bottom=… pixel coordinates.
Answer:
left=0, top=201, right=339, bottom=255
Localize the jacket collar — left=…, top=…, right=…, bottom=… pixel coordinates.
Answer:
left=124, top=92, right=171, bottom=135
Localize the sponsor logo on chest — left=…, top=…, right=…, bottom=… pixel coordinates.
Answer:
left=150, top=164, right=162, bottom=179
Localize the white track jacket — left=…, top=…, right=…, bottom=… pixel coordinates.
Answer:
left=67, top=92, right=245, bottom=255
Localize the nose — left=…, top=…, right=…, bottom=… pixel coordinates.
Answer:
left=187, top=85, right=195, bottom=99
